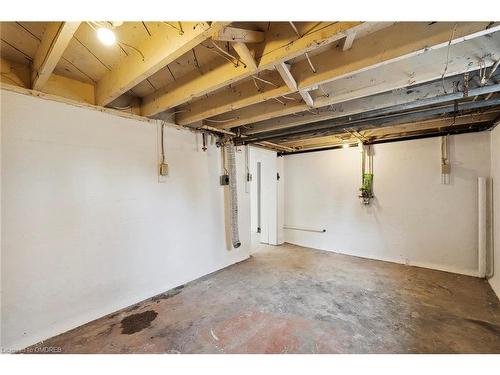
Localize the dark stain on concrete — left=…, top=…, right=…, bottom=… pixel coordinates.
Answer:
left=120, top=310, right=158, bottom=335
left=151, top=285, right=184, bottom=303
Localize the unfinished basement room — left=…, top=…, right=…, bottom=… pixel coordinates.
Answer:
left=1, top=2, right=500, bottom=371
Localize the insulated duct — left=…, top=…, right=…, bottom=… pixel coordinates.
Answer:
left=227, top=143, right=241, bottom=248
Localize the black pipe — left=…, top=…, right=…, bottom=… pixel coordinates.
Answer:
left=277, top=123, right=493, bottom=156
left=240, top=97, right=500, bottom=144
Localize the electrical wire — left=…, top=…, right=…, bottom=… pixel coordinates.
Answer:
left=210, top=41, right=246, bottom=68
left=288, top=21, right=301, bottom=38
left=163, top=110, right=189, bottom=120
left=162, top=22, right=184, bottom=35
left=221, top=144, right=228, bottom=175
left=441, top=23, right=457, bottom=94
left=305, top=52, right=317, bottom=73
left=252, top=75, right=279, bottom=87
left=288, top=22, right=317, bottom=73
left=200, top=42, right=238, bottom=67
left=160, top=123, right=166, bottom=164
left=110, top=104, right=132, bottom=110
left=204, top=117, right=239, bottom=123
left=482, top=58, right=500, bottom=85
left=319, top=85, right=330, bottom=97
left=118, top=42, right=145, bottom=61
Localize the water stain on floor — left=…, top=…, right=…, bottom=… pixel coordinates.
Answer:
left=120, top=310, right=158, bottom=335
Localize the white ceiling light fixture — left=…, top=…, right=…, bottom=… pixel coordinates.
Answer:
left=97, top=27, right=116, bottom=46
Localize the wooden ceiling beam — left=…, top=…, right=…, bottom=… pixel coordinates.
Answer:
left=207, top=31, right=500, bottom=129
left=141, top=22, right=364, bottom=117
left=275, top=62, right=297, bottom=91
left=212, top=26, right=265, bottom=43
left=176, top=70, right=289, bottom=126
left=184, top=22, right=499, bottom=127
left=342, top=32, right=356, bottom=51
left=232, top=42, right=257, bottom=70
left=31, top=22, right=81, bottom=91
left=96, top=22, right=230, bottom=107
left=299, top=90, right=314, bottom=107
left=293, top=22, right=500, bottom=91
left=275, top=62, right=315, bottom=106
left=242, top=75, right=463, bottom=135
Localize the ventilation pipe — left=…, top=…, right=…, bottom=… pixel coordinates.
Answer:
left=227, top=143, right=241, bottom=248
left=478, top=177, right=487, bottom=278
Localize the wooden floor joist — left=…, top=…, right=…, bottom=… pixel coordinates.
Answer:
left=141, top=21, right=364, bottom=117
left=199, top=22, right=500, bottom=128
left=207, top=31, right=500, bottom=129
left=96, top=22, right=229, bottom=107
left=242, top=75, right=468, bottom=135
left=31, top=22, right=81, bottom=91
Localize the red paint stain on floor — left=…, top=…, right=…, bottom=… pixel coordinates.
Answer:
left=212, top=310, right=313, bottom=353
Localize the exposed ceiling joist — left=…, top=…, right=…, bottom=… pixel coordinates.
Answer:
left=244, top=97, right=500, bottom=144
left=197, top=22, right=500, bottom=128
left=342, top=32, right=356, bottom=51
left=177, top=70, right=289, bottom=125
left=141, top=21, right=364, bottom=117
left=31, top=22, right=81, bottom=90
left=275, top=62, right=297, bottom=91
left=232, top=42, right=257, bottom=69
left=299, top=90, right=314, bottom=107
left=242, top=74, right=473, bottom=135
left=212, top=26, right=265, bottom=43
left=96, top=22, right=230, bottom=107
left=209, top=32, right=500, bottom=129
left=294, top=22, right=500, bottom=91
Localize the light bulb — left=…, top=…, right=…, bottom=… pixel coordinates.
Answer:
left=97, top=28, right=116, bottom=46
left=342, top=143, right=350, bottom=149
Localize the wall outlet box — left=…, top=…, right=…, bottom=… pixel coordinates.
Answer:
left=159, top=163, right=169, bottom=176
left=220, top=175, right=229, bottom=185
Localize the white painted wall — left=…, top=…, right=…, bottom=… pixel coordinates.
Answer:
left=284, top=132, right=491, bottom=277
left=490, top=125, right=500, bottom=297
left=249, top=147, right=282, bottom=246
left=0, top=90, right=250, bottom=350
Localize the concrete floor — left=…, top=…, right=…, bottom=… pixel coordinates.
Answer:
left=27, top=243, right=500, bottom=354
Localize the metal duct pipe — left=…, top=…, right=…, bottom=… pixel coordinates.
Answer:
left=227, top=143, right=241, bottom=248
